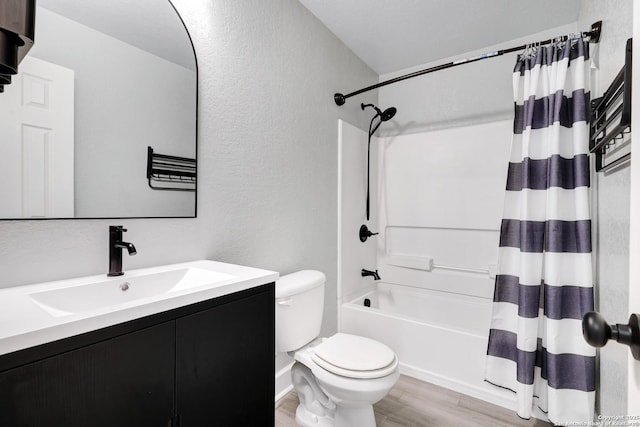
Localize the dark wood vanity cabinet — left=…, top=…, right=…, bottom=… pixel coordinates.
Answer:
left=176, top=289, right=275, bottom=425
left=0, top=322, right=176, bottom=426
left=0, top=284, right=275, bottom=427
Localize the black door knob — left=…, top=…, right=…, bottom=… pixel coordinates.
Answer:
left=582, top=311, right=640, bottom=361
left=582, top=312, right=611, bottom=347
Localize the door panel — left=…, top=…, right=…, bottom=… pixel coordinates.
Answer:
left=0, top=56, right=74, bottom=218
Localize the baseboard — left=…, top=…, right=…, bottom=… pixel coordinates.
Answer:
left=276, top=384, right=294, bottom=403
left=399, top=362, right=517, bottom=411
left=275, top=362, right=294, bottom=402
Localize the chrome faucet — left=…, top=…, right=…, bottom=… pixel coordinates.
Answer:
left=361, top=269, right=381, bottom=281
left=108, top=226, right=137, bottom=276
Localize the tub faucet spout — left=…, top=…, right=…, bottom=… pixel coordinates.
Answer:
left=361, top=269, right=380, bottom=281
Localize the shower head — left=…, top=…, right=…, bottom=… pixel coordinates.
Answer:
left=380, top=107, right=396, bottom=122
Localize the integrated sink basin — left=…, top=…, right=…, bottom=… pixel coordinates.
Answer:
left=0, top=260, right=278, bottom=356
left=29, top=267, right=235, bottom=317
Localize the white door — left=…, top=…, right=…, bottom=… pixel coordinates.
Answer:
left=628, top=4, right=640, bottom=413
left=0, top=56, right=74, bottom=218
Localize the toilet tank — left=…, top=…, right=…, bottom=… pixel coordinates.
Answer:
left=275, top=270, right=325, bottom=353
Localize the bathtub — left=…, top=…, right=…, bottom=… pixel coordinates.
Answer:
left=340, top=282, right=516, bottom=410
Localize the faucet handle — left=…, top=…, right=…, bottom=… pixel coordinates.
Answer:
left=359, top=224, right=379, bottom=242
left=110, top=225, right=127, bottom=233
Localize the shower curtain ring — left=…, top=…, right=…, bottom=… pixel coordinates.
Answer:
left=524, top=43, right=532, bottom=58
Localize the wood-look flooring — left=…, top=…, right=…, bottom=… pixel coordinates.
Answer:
left=275, top=375, right=552, bottom=427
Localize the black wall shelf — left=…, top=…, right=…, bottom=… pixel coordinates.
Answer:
left=589, top=38, right=632, bottom=173
left=146, top=146, right=196, bottom=192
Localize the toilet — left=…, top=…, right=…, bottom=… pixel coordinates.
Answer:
left=276, top=270, right=399, bottom=427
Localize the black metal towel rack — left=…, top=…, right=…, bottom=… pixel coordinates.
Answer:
left=146, top=146, right=196, bottom=192
left=590, top=38, right=632, bottom=173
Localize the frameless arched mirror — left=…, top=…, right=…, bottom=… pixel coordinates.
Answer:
left=0, top=0, right=197, bottom=219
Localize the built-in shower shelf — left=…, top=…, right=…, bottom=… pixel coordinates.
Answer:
left=386, top=254, right=497, bottom=278
left=589, top=38, right=632, bottom=173
left=387, top=254, right=433, bottom=271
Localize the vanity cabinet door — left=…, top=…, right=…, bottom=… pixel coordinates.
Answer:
left=0, top=321, right=175, bottom=427
left=176, top=286, right=275, bottom=426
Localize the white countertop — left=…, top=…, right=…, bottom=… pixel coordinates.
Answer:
left=0, top=260, right=278, bottom=356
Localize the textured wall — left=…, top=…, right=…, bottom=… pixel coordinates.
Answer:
left=378, top=24, right=577, bottom=136
left=628, top=2, right=640, bottom=410
left=578, top=0, right=634, bottom=417
left=0, top=0, right=377, bottom=372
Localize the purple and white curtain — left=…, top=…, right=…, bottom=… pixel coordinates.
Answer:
left=485, top=38, right=595, bottom=424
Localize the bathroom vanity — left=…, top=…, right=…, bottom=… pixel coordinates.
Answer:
left=0, top=261, right=278, bottom=427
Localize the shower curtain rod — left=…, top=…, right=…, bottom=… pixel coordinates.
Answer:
left=334, top=21, right=602, bottom=106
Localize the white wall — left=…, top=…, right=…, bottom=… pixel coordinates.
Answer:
left=578, top=0, right=634, bottom=417
left=378, top=24, right=578, bottom=136
left=0, top=0, right=378, bottom=385
left=30, top=7, right=197, bottom=218
left=629, top=0, right=640, bottom=413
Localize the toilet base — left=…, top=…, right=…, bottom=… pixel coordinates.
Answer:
left=292, top=362, right=335, bottom=427
left=334, top=404, right=376, bottom=427
left=290, top=360, right=386, bottom=427
left=294, top=399, right=377, bottom=427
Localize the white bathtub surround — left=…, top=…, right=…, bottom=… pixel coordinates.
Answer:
left=375, top=120, right=512, bottom=299
left=486, top=38, right=595, bottom=424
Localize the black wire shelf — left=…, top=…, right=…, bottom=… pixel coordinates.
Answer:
left=589, top=38, right=632, bottom=173
left=146, top=146, right=196, bottom=192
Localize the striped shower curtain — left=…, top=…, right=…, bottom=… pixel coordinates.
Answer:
left=485, top=38, right=595, bottom=424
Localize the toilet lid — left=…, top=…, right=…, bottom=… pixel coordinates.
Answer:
left=311, top=333, right=397, bottom=378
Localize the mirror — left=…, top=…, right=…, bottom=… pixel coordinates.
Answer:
left=0, top=0, right=197, bottom=219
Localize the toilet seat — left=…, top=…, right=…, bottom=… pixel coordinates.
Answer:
left=311, top=333, right=398, bottom=379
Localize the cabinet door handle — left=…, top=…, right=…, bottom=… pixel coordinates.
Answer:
left=277, top=298, right=292, bottom=306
